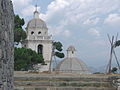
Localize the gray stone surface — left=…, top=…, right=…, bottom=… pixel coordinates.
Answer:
left=14, top=87, right=116, bottom=90
left=0, top=0, right=14, bottom=90
left=14, top=72, right=118, bottom=90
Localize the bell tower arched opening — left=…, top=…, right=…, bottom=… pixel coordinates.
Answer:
left=38, top=44, right=43, bottom=54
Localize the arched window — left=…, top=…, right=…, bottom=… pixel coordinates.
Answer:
left=45, top=32, right=47, bottom=34
left=31, top=31, right=34, bottom=35
left=38, top=31, right=41, bottom=34
left=72, top=51, right=74, bottom=54
left=38, top=44, right=43, bottom=54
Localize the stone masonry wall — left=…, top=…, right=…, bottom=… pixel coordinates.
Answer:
left=0, top=0, right=14, bottom=90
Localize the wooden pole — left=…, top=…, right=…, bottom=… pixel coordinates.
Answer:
left=113, top=33, right=120, bottom=71
left=107, top=33, right=120, bottom=73
left=107, top=34, right=114, bottom=73
left=113, top=50, right=120, bottom=70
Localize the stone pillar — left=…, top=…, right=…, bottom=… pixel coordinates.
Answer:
left=0, top=0, right=14, bottom=90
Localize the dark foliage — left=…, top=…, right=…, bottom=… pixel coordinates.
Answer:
left=53, top=41, right=65, bottom=58
left=14, top=48, right=44, bottom=71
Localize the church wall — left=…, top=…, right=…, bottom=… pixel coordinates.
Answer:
left=37, top=28, right=48, bottom=36
left=25, top=40, right=52, bottom=72
left=27, top=28, right=48, bottom=37
left=27, top=40, right=52, bottom=62
left=43, top=42, right=52, bottom=62
left=67, top=51, right=76, bottom=58
left=27, top=41, right=36, bottom=51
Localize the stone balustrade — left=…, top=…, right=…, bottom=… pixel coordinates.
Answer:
left=28, top=35, right=52, bottom=40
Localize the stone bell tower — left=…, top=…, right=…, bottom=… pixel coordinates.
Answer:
left=22, top=6, right=52, bottom=71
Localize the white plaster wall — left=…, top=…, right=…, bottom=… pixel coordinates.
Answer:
left=37, top=63, right=50, bottom=72
left=27, top=40, right=52, bottom=62
left=28, top=28, right=48, bottom=37
left=27, top=41, right=36, bottom=52
left=26, top=40, right=52, bottom=71
left=43, top=43, right=52, bottom=62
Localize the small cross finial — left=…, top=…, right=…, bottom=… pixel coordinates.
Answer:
left=34, top=4, right=39, bottom=18
left=35, top=4, right=38, bottom=11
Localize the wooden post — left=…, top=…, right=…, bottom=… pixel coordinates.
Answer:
left=107, top=35, right=114, bottom=73
left=107, top=34, right=120, bottom=73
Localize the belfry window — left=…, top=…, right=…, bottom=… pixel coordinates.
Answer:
left=38, top=31, right=41, bottom=34
left=31, top=31, right=34, bottom=35
left=72, top=51, right=74, bottom=54
left=38, top=44, right=43, bottom=54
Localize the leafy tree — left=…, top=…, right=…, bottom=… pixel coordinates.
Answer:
left=14, top=15, right=27, bottom=44
left=53, top=41, right=65, bottom=58
left=14, top=28, right=26, bottom=43
left=14, top=48, right=44, bottom=71
left=14, top=15, right=25, bottom=29
left=111, top=67, right=118, bottom=73
left=115, top=40, right=120, bottom=48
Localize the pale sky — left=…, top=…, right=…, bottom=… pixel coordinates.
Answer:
left=11, top=0, right=120, bottom=70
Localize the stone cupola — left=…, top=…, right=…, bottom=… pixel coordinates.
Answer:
left=67, top=45, right=76, bottom=58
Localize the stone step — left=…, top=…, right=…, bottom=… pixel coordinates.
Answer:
left=14, top=76, right=110, bottom=82
left=14, top=81, right=112, bottom=87
left=14, top=86, right=116, bottom=90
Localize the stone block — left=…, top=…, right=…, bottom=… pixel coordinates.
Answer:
left=118, top=86, right=120, bottom=90
left=0, top=49, right=2, bottom=59
left=24, top=87, right=35, bottom=90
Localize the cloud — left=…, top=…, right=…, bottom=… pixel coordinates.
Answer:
left=48, top=25, right=71, bottom=38
left=21, top=5, right=40, bottom=17
left=88, top=28, right=100, bottom=37
left=47, top=0, right=69, bottom=11
left=12, top=0, right=120, bottom=67
left=12, top=0, right=41, bottom=17
left=62, top=30, right=71, bottom=37
left=21, top=5, right=35, bottom=17
left=48, top=25, right=63, bottom=36
left=83, top=18, right=100, bottom=25
left=12, top=0, right=120, bottom=36
left=104, top=13, right=120, bottom=26
left=40, top=0, right=120, bottom=37
left=12, top=0, right=32, bottom=8
left=44, top=0, right=120, bottom=22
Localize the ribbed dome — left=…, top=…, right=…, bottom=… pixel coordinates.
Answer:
left=56, top=57, right=90, bottom=74
left=27, top=18, right=47, bottom=29
left=67, top=46, right=76, bottom=51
